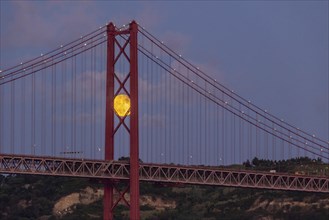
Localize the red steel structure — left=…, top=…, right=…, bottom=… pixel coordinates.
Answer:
left=1, top=19, right=329, bottom=220
left=0, top=154, right=329, bottom=193
left=104, top=21, right=139, bottom=220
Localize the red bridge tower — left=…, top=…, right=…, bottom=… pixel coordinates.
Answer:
left=104, top=20, right=140, bottom=220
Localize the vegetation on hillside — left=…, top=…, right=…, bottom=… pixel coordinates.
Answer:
left=243, top=156, right=329, bottom=176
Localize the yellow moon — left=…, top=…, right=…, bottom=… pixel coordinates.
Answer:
left=114, top=94, right=131, bottom=117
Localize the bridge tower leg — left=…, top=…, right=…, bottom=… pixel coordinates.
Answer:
left=103, top=21, right=140, bottom=220
left=129, top=20, right=140, bottom=220
left=103, top=22, right=115, bottom=220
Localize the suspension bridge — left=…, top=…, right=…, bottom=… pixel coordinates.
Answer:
left=0, top=21, right=328, bottom=220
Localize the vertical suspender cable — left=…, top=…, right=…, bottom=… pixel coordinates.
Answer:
left=281, top=121, right=284, bottom=160
left=64, top=50, right=67, bottom=157
left=0, top=73, right=2, bottom=152
left=74, top=54, right=77, bottom=157
left=11, top=78, right=14, bottom=153
left=221, top=92, right=224, bottom=165
left=145, top=40, right=148, bottom=161
left=256, top=113, right=259, bottom=159
left=264, top=119, right=270, bottom=160
left=231, top=106, right=234, bottom=164
left=164, top=53, right=168, bottom=164
left=94, top=44, right=97, bottom=159
left=199, top=86, right=202, bottom=164
left=61, top=50, right=65, bottom=156
left=187, top=69, right=190, bottom=165
left=81, top=44, right=85, bottom=158
left=54, top=64, right=57, bottom=156
left=248, top=103, right=252, bottom=160
left=32, top=67, right=36, bottom=155
left=21, top=70, right=25, bottom=154
left=89, top=40, right=93, bottom=158
left=170, top=56, right=173, bottom=163
left=41, top=62, right=45, bottom=155
left=180, top=64, right=184, bottom=164
left=216, top=89, right=219, bottom=165
left=239, top=105, right=243, bottom=161
left=51, top=64, right=54, bottom=156
left=272, top=122, right=275, bottom=161
left=150, top=42, right=153, bottom=161
left=71, top=53, right=75, bottom=157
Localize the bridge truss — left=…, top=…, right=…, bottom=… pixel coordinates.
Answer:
left=1, top=154, right=328, bottom=193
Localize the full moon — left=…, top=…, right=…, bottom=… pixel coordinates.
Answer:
left=114, top=94, right=131, bottom=117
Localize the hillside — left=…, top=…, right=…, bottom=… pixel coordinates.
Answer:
left=0, top=157, right=329, bottom=220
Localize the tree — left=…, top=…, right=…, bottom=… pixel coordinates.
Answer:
left=252, top=157, right=260, bottom=167
left=243, top=160, right=252, bottom=168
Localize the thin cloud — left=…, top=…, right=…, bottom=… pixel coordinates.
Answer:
left=136, top=4, right=164, bottom=29
left=2, top=2, right=99, bottom=60
left=162, top=31, right=191, bottom=55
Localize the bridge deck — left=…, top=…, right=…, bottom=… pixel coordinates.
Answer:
left=0, top=154, right=328, bottom=193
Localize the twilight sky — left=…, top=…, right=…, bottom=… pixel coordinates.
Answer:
left=0, top=0, right=328, bottom=142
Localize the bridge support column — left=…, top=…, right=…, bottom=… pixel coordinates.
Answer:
left=103, top=180, right=113, bottom=220
left=129, top=20, right=140, bottom=220
left=104, top=22, right=115, bottom=220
